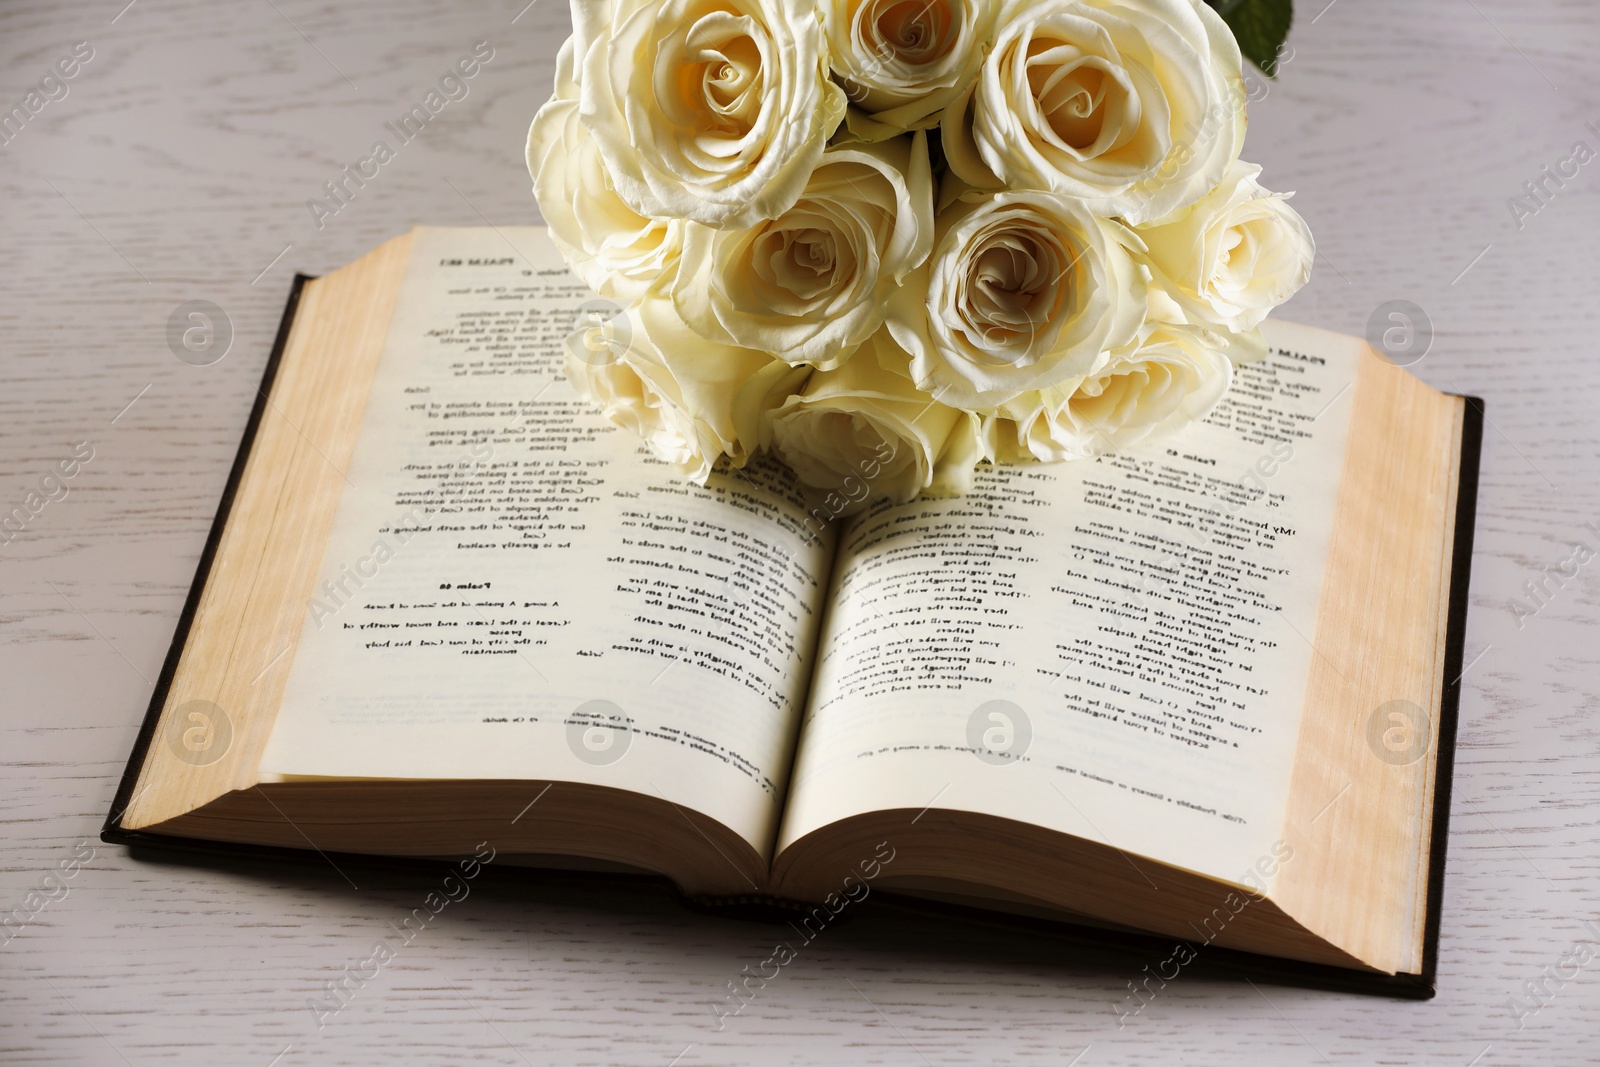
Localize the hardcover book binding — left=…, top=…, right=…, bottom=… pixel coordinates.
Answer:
left=104, top=229, right=1483, bottom=997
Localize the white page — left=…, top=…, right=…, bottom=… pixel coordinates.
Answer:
left=259, top=227, right=833, bottom=856
left=778, top=321, right=1362, bottom=884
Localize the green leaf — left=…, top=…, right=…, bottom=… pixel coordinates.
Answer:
left=1207, top=0, right=1293, bottom=77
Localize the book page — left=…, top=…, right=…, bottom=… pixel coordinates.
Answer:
left=778, top=321, right=1362, bottom=883
left=259, top=227, right=833, bottom=855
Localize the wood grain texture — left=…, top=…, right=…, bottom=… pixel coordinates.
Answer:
left=2, top=0, right=1598, bottom=1063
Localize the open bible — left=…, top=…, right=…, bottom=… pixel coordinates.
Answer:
left=106, top=227, right=1480, bottom=994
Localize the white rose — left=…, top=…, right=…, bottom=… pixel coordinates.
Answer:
left=566, top=294, right=810, bottom=482
left=575, top=0, right=847, bottom=230
left=822, top=0, right=999, bottom=140
left=960, top=0, right=1245, bottom=225
left=1145, top=280, right=1266, bottom=362
left=768, top=330, right=981, bottom=507
left=990, top=319, right=1232, bottom=462
left=673, top=132, right=933, bottom=370
left=885, top=188, right=1146, bottom=409
left=1138, top=160, right=1314, bottom=332
left=528, top=38, right=682, bottom=302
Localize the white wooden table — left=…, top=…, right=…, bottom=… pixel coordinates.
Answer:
left=3, top=1, right=1597, bottom=1062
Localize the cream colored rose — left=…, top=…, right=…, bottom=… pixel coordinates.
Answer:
left=885, top=188, right=1146, bottom=409
left=990, top=319, right=1232, bottom=462
left=575, top=0, right=847, bottom=230
left=768, top=330, right=981, bottom=506
left=1145, top=280, right=1267, bottom=363
left=959, top=0, right=1245, bottom=226
left=1138, top=160, right=1314, bottom=333
left=566, top=294, right=809, bottom=482
left=823, top=0, right=999, bottom=139
left=528, top=38, right=682, bottom=302
left=673, top=132, right=933, bottom=370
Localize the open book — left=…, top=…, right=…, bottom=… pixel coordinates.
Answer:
left=106, top=227, right=1480, bottom=994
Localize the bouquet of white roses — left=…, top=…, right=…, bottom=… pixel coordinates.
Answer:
left=528, top=0, right=1313, bottom=507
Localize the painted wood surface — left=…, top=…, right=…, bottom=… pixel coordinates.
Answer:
left=2, top=0, right=1597, bottom=1062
